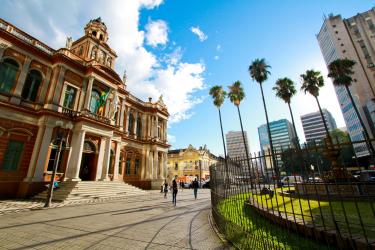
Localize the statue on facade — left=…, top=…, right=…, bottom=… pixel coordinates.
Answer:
left=108, top=90, right=119, bottom=120
left=122, top=70, right=127, bottom=84
left=65, top=36, right=73, bottom=50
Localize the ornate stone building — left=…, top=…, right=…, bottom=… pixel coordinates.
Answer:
left=167, top=145, right=217, bottom=181
left=0, top=18, right=169, bottom=198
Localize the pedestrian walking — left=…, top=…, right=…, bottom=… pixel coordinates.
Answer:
left=192, top=178, right=199, bottom=199
left=172, top=176, right=178, bottom=206
left=163, top=180, right=168, bottom=199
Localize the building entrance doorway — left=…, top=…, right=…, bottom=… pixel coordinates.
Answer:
left=79, top=140, right=97, bottom=181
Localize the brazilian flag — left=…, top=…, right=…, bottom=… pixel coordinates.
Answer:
left=97, top=89, right=110, bottom=108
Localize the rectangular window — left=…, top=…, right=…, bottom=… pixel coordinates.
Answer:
left=47, top=147, right=63, bottom=172
left=2, top=140, right=24, bottom=171
left=63, top=85, right=77, bottom=109
left=134, top=159, right=140, bottom=175
left=125, top=158, right=131, bottom=175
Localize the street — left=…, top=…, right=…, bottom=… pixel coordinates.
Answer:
left=0, top=189, right=229, bottom=250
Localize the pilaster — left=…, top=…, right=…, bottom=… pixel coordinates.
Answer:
left=65, top=129, right=86, bottom=181
left=100, top=137, right=111, bottom=180
left=10, top=56, right=32, bottom=104
left=119, top=98, right=125, bottom=130
left=52, top=66, right=66, bottom=106
left=83, top=76, right=94, bottom=110
left=113, top=141, right=121, bottom=180
left=31, top=124, right=54, bottom=181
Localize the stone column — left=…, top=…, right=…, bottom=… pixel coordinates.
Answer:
left=154, top=150, right=158, bottom=179
left=113, top=141, right=121, bottom=180
left=133, top=112, right=138, bottom=137
left=28, top=124, right=53, bottom=181
left=154, top=116, right=158, bottom=139
left=45, top=66, right=59, bottom=106
left=159, top=152, right=164, bottom=179
left=141, top=114, right=147, bottom=140
left=65, top=130, right=86, bottom=181
left=119, top=99, right=125, bottom=130
left=0, top=43, right=8, bottom=59
left=38, top=67, right=52, bottom=104
left=149, top=150, right=153, bottom=179
left=164, top=120, right=168, bottom=142
left=101, top=137, right=111, bottom=180
left=10, top=56, right=32, bottom=104
left=95, top=137, right=106, bottom=180
left=125, top=107, right=130, bottom=134
left=147, top=115, right=151, bottom=139
left=163, top=152, right=168, bottom=178
left=83, top=77, right=94, bottom=110
left=52, top=66, right=66, bottom=106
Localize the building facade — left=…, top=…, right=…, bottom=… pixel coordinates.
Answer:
left=258, top=119, right=296, bottom=152
left=0, top=18, right=169, bottom=198
left=317, top=9, right=375, bottom=157
left=225, top=131, right=250, bottom=159
left=301, top=109, right=337, bottom=144
left=167, top=145, right=217, bottom=181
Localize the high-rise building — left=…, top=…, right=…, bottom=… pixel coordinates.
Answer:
left=226, top=131, right=250, bottom=159
left=258, top=119, right=296, bottom=173
left=317, top=9, right=375, bottom=157
left=258, top=119, right=296, bottom=151
left=301, top=109, right=337, bottom=144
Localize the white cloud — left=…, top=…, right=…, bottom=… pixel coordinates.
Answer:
left=216, top=44, right=221, bottom=51
left=145, top=19, right=168, bottom=47
left=190, top=26, right=207, bottom=42
left=167, top=134, right=176, bottom=143
left=1, top=0, right=205, bottom=124
left=214, top=55, right=219, bottom=60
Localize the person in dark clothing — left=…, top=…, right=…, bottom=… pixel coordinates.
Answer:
left=192, top=178, right=199, bottom=199
left=163, top=180, right=168, bottom=198
left=172, top=177, right=178, bottom=206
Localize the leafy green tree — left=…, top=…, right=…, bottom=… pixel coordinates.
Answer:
left=273, top=77, right=300, bottom=149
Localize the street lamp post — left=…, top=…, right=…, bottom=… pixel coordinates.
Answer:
left=199, top=160, right=202, bottom=188
left=44, top=121, right=73, bottom=208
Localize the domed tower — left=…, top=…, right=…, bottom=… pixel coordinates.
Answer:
left=69, top=17, right=117, bottom=69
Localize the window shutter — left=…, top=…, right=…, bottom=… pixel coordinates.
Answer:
left=2, top=141, right=24, bottom=171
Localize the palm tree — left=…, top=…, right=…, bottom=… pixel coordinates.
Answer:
left=209, top=86, right=228, bottom=159
left=249, top=58, right=279, bottom=178
left=300, top=70, right=332, bottom=145
left=328, top=58, right=375, bottom=156
left=273, top=77, right=300, bottom=150
left=227, top=80, right=253, bottom=188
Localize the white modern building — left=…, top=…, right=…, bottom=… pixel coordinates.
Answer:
left=301, top=109, right=337, bottom=144
left=317, top=9, right=375, bottom=157
left=226, top=131, right=250, bottom=159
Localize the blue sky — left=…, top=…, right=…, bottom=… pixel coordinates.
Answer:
left=1, top=0, right=373, bottom=156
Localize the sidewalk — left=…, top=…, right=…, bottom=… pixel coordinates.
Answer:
left=0, top=189, right=230, bottom=249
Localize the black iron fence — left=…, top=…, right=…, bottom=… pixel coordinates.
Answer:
left=210, top=139, right=375, bottom=249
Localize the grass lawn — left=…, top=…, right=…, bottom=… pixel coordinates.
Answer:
left=217, top=193, right=330, bottom=249
left=252, top=188, right=375, bottom=241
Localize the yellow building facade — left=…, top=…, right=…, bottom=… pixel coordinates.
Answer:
left=167, top=145, right=217, bottom=182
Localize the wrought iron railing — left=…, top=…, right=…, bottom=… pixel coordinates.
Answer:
left=210, top=139, right=375, bottom=249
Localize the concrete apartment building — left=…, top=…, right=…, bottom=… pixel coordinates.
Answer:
left=301, top=109, right=337, bottom=144
left=317, top=8, right=375, bottom=157
left=225, top=131, right=250, bottom=159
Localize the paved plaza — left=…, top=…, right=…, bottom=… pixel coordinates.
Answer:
left=0, top=189, right=230, bottom=250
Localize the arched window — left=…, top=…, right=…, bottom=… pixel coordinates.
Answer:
left=0, top=58, right=19, bottom=93
left=134, top=159, right=140, bottom=175
left=21, top=70, right=42, bottom=102
left=136, top=116, right=142, bottom=137
left=128, top=113, right=134, bottom=134
left=89, top=90, right=100, bottom=113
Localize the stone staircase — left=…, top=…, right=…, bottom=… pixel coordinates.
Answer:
left=33, top=181, right=147, bottom=202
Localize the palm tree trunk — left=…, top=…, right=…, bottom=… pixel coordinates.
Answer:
left=315, top=96, right=332, bottom=144
left=236, top=105, right=253, bottom=188
left=259, top=83, right=279, bottom=178
left=218, top=108, right=229, bottom=193
left=287, top=102, right=301, bottom=150
left=344, top=85, right=375, bottom=156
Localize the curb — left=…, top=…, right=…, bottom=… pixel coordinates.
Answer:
left=208, top=209, right=233, bottom=249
